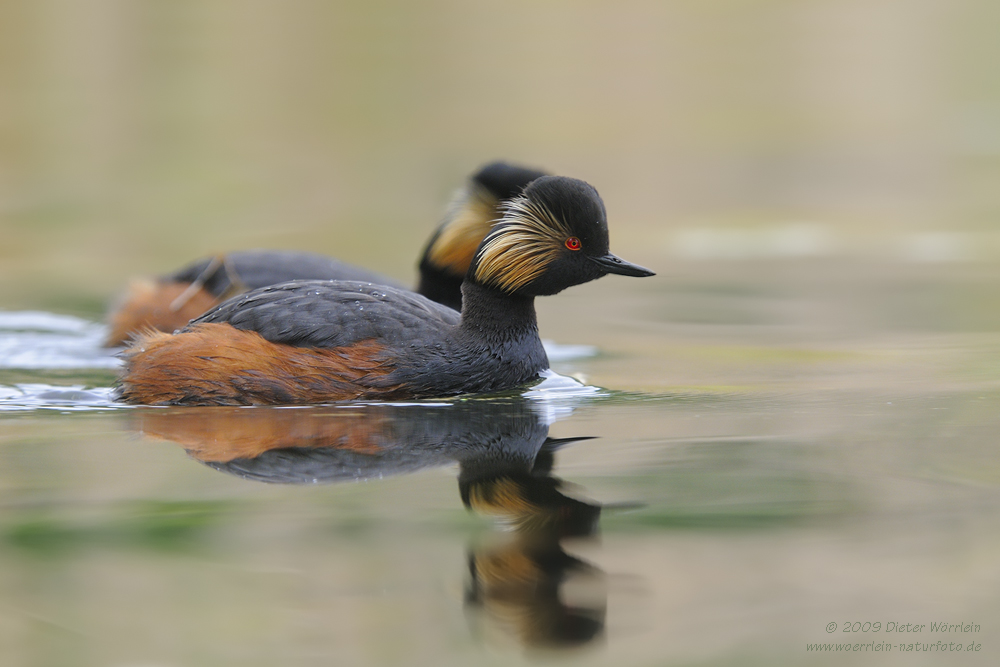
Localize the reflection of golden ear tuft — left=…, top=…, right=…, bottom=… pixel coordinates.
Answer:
left=467, top=537, right=606, bottom=649
left=466, top=478, right=539, bottom=520
left=471, top=541, right=543, bottom=589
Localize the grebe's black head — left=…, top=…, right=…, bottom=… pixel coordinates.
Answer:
left=418, top=161, right=548, bottom=309
left=468, top=176, right=655, bottom=297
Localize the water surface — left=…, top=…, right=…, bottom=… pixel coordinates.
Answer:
left=2, top=260, right=999, bottom=667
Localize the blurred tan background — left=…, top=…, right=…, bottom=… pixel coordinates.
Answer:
left=5, top=5, right=1000, bottom=664
left=1, top=0, right=999, bottom=315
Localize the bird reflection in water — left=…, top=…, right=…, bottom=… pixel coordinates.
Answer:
left=132, top=395, right=606, bottom=650
left=461, top=438, right=605, bottom=649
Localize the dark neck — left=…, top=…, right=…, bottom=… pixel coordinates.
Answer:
left=459, top=281, right=538, bottom=342
left=416, top=262, right=464, bottom=311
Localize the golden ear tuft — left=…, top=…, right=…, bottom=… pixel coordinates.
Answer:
left=426, top=184, right=499, bottom=277
left=472, top=196, right=572, bottom=292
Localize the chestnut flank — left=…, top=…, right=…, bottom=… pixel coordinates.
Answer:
left=118, top=323, right=401, bottom=405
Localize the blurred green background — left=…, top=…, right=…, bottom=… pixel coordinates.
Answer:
left=3, top=0, right=1000, bottom=316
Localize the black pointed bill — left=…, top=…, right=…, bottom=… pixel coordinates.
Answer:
left=590, top=253, right=655, bottom=277
left=543, top=436, right=597, bottom=449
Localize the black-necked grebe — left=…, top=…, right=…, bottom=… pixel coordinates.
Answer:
left=116, top=176, right=653, bottom=405
left=103, top=161, right=547, bottom=346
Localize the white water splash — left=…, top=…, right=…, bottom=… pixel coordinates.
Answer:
left=0, top=311, right=120, bottom=370
left=0, top=383, right=120, bottom=412
left=524, top=369, right=605, bottom=425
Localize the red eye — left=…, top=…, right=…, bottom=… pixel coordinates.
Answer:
left=565, top=237, right=582, bottom=251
